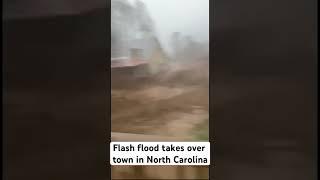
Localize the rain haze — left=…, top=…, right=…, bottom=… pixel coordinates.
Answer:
left=112, top=0, right=209, bottom=178
left=129, top=0, right=209, bottom=55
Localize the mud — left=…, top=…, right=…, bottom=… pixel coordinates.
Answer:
left=111, top=59, right=209, bottom=140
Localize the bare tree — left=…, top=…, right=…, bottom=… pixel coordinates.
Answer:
left=134, top=0, right=155, bottom=35
left=111, top=0, right=156, bottom=57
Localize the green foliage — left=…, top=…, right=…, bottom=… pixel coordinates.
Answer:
left=192, top=119, right=209, bottom=141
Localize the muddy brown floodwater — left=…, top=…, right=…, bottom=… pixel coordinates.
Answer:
left=111, top=59, right=209, bottom=140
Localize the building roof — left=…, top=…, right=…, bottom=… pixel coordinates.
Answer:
left=111, top=57, right=148, bottom=68
left=128, top=37, right=157, bottom=58
left=112, top=36, right=160, bottom=59
left=111, top=36, right=167, bottom=68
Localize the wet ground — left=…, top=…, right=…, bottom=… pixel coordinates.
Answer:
left=111, top=59, right=209, bottom=140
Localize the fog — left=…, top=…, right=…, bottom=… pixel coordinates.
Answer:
left=128, top=0, right=209, bottom=55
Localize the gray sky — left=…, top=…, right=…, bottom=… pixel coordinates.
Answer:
left=129, top=0, right=209, bottom=54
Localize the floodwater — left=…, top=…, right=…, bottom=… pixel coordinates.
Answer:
left=111, top=60, right=209, bottom=140
left=111, top=59, right=209, bottom=179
